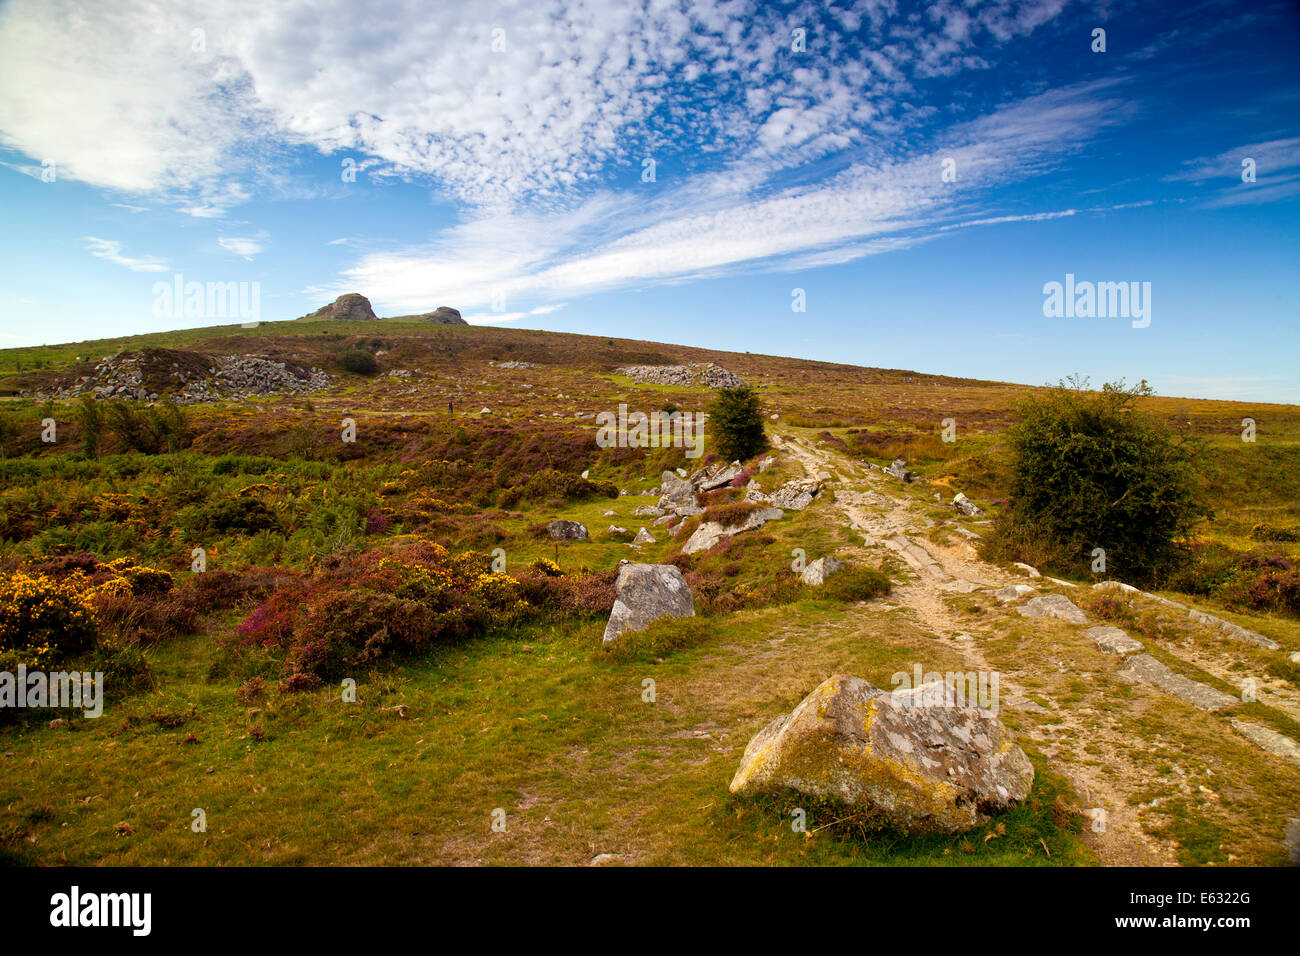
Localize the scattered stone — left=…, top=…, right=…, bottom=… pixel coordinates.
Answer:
left=547, top=520, right=588, bottom=541
left=952, top=493, right=984, bottom=517
left=682, top=507, right=783, bottom=555
left=729, top=674, right=1034, bottom=835
left=478, top=407, right=492, bottom=415
left=691, top=460, right=744, bottom=492
left=800, top=555, right=846, bottom=586
left=769, top=478, right=821, bottom=511
left=607, top=525, right=628, bottom=535
left=884, top=458, right=915, bottom=482
left=1017, top=594, right=1088, bottom=624
left=589, top=853, right=624, bottom=867
left=1012, top=562, right=1042, bottom=578
left=1229, top=720, right=1300, bottom=767
left=1084, top=625, right=1143, bottom=656
left=633, top=527, right=656, bottom=545
left=602, top=563, right=695, bottom=644
left=1119, top=654, right=1238, bottom=711
left=1093, top=580, right=1139, bottom=595
left=632, top=505, right=664, bottom=517
left=993, top=583, right=1037, bottom=602
left=657, top=470, right=695, bottom=510
left=1185, top=608, right=1282, bottom=651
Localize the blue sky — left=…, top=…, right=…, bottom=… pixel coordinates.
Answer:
left=0, top=0, right=1297, bottom=401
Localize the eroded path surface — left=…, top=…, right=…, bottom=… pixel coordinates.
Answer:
left=774, top=433, right=1300, bottom=866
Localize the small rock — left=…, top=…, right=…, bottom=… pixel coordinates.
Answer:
left=547, top=520, right=588, bottom=541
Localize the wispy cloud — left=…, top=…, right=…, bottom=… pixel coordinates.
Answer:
left=83, top=236, right=168, bottom=273
left=218, top=235, right=266, bottom=260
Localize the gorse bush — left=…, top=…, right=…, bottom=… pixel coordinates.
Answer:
left=983, top=378, right=1209, bottom=585
left=707, top=385, right=768, bottom=463
left=0, top=571, right=99, bottom=667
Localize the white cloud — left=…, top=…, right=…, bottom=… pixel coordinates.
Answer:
left=83, top=237, right=169, bottom=272
left=218, top=235, right=265, bottom=259
left=336, top=81, right=1126, bottom=311
left=0, top=0, right=1076, bottom=211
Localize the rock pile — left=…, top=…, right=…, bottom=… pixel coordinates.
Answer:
left=50, top=352, right=330, bottom=404
left=615, top=363, right=744, bottom=389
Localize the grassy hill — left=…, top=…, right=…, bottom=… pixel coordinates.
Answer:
left=1, top=319, right=1297, bottom=866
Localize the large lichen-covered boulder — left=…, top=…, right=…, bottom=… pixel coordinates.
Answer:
left=729, top=674, right=1034, bottom=834
left=602, top=563, right=695, bottom=644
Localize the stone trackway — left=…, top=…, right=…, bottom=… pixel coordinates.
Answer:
left=773, top=433, right=1300, bottom=864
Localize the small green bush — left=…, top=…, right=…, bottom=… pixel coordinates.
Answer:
left=337, top=349, right=379, bottom=375
left=602, top=615, right=714, bottom=662
left=983, top=378, right=1209, bottom=585
left=820, top=566, right=892, bottom=602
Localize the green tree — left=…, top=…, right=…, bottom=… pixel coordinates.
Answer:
left=988, top=377, right=1209, bottom=584
left=707, top=385, right=768, bottom=463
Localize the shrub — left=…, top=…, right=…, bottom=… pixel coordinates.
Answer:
left=1250, top=523, right=1300, bottom=543
left=820, top=566, right=892, bottom=602
left=337, top=349, right=379, bottom=375
left=230, top=543, right=531, bottom=679
left=702, top=501, right=763, bottom=528
left=602, top=615, right=715, bottom=662
left=496, top=469, right=618, bottom=509
left=103, top=399, right=189, bottom=454
left=983, top=378, right=1209, bottom=585
left=707, top=386, right=768, bottom=463
left=0, top=571, right=99, bottom=665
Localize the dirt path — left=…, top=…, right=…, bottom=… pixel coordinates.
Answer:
left=773, top=434, right=1299, bottom=866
